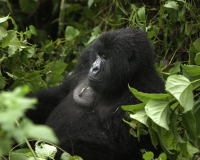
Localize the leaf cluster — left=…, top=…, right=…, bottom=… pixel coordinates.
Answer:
left=0, top=86, right=58, bottom=159
left=122, top=75, right=200, bottom=159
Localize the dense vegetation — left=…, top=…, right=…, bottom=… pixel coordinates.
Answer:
left=0, top=0, right=200, bottom=159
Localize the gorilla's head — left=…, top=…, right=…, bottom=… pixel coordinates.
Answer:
left=88, top=28, right=155, bottom=96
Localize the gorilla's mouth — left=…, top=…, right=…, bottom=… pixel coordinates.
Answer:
left=88, top=76, right=102, bottom=82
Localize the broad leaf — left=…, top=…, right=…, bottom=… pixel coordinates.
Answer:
left=130, top=109, right=148, bottom=126
left=65, top=26, right=80, bottom=41
left=129, top=86, right=169, bottom=103
left=20, top=119, right=58, bottom=144
left=181, top=64, right=200, bottom=76
left=145, top=100, right=169, bottom=130
left=166, top=75, right=193, bottom=113
left=182, top=111, right=197, bottom=140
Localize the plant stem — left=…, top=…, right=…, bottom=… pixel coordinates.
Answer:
left=58, top=0, right=65, bottom=37
left=15, top=121, right=38, bottom=160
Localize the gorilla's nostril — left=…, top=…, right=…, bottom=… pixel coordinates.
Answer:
left=93, top=66, right=99, bottom=72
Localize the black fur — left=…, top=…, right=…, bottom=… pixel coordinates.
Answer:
left=27, top=28, right=165, bottom=160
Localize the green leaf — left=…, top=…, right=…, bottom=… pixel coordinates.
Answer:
left=0, top=74, right=6, bottom=89
left=158, top=152, right=167, bottom=160
left=181, top=65, right=200, bottom=76
left=170, top=112, right=185, bottom=143
left=148, top=26, right=160, bottom=38
left=186, top=141, right=199, bottom=157
left=44, top=61, right=67, bottom=75
left=193, top=38, right=200, bottom=51
left=195, top=52, right=200, bottom=65
left=29, top=25, right=37, bottom=35
left=145, top=100, right=169, bottom=130
left=65, top=26, right=80, bottom=41
left=0, top=14, right=9, bottom=23
left=142, top=151, right=154, bottom=160
left=19, top=0, right=37, bottom=13
left=182, top=111, right=197, bottom=140
left=85, top=26, right=100, bottom=45
left=0, top=26, right=8, bottom=40
left=10, top=71, right=46, bottom=92
left=130, top=109, right=148, bottom=126
left=148, top=123, right=159, bottom=148
left=165, top=75, right=193, bottom=113
left=164, top=1, right=179, bottom=10
left=10, top=153, right=28, bottom=160
left=42, top=39, right=54, bottom=54
left=20, top=119, right=58, bottom=144
left=137, top=7, right=146, bottom=21
left=60, top=152, right=72, bottom=160
left=169, top=61, right=181, bottom=74
left=156, top=127, right=180, bottom=153
left=88, top=0, right=94, bottom=8
left=0, top=86, right=36, bottom=125
left=1, top=30, right=15, bottom=48
left=121, top=103, right=145, bottom=112
left=129, top=87, right=169, bottom=103
left=35, top=142, right=57, bottom=159
left=193, top=99, right=200, bottom=142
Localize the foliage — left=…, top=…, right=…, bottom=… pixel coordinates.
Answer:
left=0, top=85, right=58, bottom=159
left=0, top=0, right=200, bottom=159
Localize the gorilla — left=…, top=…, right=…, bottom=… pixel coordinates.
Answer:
left=27, top=28, right=165, bottom=160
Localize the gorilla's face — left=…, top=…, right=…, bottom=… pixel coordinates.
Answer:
left=87, top=28, right=154, bottom=96
left=88, top=46, right=130, bottom=96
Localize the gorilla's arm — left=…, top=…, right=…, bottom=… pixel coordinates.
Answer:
left=27, top=77, right=76, bottom=124
left=27, top=48, right=93, bottom=124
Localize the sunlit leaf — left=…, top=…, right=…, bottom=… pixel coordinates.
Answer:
left=130, top=109, right=148, bottom=126
left=166, top=75, right=193, bottom=113
left=142, top=151, right=154, bottom=160
left=137, top=7, right=146, bottom=21
left=158, top=152, right=167, bottom=160
left=88, top=0, right=94, bottom=8
left=164, top=1, right=179, bottom=10
left=0, top=14, right=9, bottom=23
left=145, top=100, right=169, bottom=130
left=35, top=142, right=57, bottom=159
